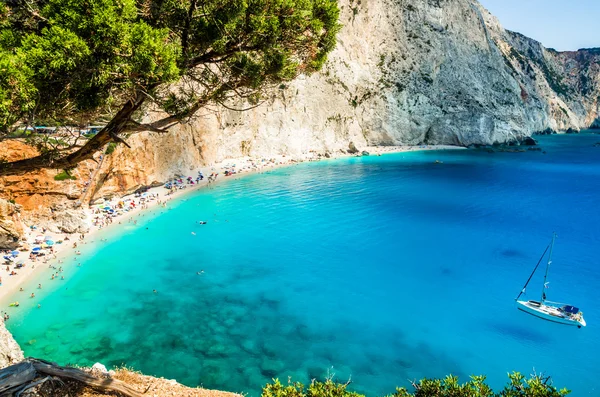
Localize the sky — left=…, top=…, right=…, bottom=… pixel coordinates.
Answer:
left=478, top=0, right=598, bottom=51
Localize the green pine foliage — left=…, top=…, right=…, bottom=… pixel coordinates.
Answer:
left=0, top=0, right=340, bottom=132
left=262, top=372, right=569, bottom=397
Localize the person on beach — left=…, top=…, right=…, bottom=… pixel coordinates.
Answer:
left=30, top=293, right=34, bottom=298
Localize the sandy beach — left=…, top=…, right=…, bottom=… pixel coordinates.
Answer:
left=0, top=144, right=463, bottom=306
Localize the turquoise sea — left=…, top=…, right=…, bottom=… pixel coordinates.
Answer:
left=5, top=133, right=600, bottom=395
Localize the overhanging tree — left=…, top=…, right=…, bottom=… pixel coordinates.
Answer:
left=0, top=0, right=340, bottom=175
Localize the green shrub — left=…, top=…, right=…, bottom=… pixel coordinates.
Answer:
left=262, top=372, right=569, bottom=397
left=54, top=170, right=76, bottom=181
left=105, top=142, right=117, bottom=155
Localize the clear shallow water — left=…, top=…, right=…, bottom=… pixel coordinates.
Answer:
left=6, top=133, right=600, bottom=395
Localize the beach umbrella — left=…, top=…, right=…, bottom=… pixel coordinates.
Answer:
left=32, top=247, right=41, bottom=253
left=104, top=206, right=112, bottom=210
left=44, top=236, right=52, bottom=240
left=10, top=250, right=19, bottom=257
left=45, top=240, right=55, bottom=246
left=35, top=235, right=44, bottom=241
left=16, top=260, right=24, bottom=265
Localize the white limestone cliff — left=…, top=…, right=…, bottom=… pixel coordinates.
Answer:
left=0, top=320, right=24, bottom=369
left=94, top=0, right=600, bottom=199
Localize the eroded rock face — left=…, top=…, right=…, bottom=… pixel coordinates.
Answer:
left=0, top=140, right=94, bottom=233
left=0, top=199, right=23, bottom=250
left=0, top=321, right=24, bottom=369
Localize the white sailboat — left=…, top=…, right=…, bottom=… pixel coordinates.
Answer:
left=515, top=233, right=586, bottom=328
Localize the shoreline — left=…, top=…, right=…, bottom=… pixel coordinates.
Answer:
left=0, top=144, right=463, bottom=307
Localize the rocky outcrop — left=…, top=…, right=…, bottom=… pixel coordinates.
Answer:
left=0, top=199, right=23, bottom=250
left=0, top=358, right=241, bottom=396
left=0, top=141, right=92, bottom=234
left=0, top=321, right=24, bottom=369
left=496, top=31, right=600, bottom=134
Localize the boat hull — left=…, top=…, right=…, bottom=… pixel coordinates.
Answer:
left=517, top=300, right=586, bottom=327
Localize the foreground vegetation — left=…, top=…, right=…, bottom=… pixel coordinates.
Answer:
left=262, top=372, right=569, bottom=397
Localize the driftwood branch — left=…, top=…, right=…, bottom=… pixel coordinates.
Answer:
left=0, top=361, right=36, bottom=394
left=0, top=358, right=143, bottom=397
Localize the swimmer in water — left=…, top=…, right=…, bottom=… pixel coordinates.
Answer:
left=30, top=293, right=35, bottom=298
left=153, top=289, right=157, bottom=294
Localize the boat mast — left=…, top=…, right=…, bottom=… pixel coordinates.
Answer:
left=541, top=233, right=556, bottom=303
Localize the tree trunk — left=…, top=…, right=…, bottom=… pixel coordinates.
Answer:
left=0, top=93, right=147, bottom=177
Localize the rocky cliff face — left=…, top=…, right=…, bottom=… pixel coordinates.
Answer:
left=0, top=199, right=23, bottom=250
left=0, top=320, right=24, bottom=368
left=93, top=0, right=600, bottom=198
left=2, top=0, right=599, bottom=211
left=0, top=141, right=92, bottom=243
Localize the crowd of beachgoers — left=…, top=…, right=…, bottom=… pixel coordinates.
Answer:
left=0, top=145, right=461, bottom=311
left=0, top=154, right=308, bottom=308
